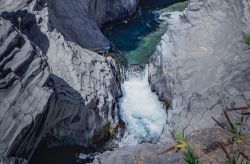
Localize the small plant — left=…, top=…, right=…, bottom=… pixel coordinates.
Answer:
left=245, top=36, right=250, bottom=46
left=218, top=142, right=249, bottom=164
left=175, top=130, right=189, bottom=150
left=159, top=130, right=199, bottom=164
left=158, top=130, right=189, bottom=154
left=184, top=148, right=199, bottom=164
left=108, top=124, right=116, bottom=137
left=212, top=110, right=248, bottom=142
left=227, top=116, right=245, bottom=141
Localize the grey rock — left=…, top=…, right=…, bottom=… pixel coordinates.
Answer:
left=93, top=143, right=184, bottom=164
left=0, top=0, right=128, bottom=162
left=0, top=18, right=52, bottom=161
left=43, top=40, right=122, bottom=147
left=0, top=157, right=27, bottom=164
left=0, top=0, right=30, bottom=13
left=148, top=0, right=250, bottom=141
left=39, top=7, right=122, bottom=145
left=93, top=128, right=250, bottom=164
left=1, top=10, right=49, bottom=54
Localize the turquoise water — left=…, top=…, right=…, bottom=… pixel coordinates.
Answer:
left=103, top=0, right=187, bottom=65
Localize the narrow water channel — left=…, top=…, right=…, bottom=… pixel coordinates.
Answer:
left=104, top=1, right=187, bottom=146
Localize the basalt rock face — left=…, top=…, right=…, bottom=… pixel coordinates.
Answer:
left=149, top=0, right=250, bottom=140
left=0, top=0, right=125, bottom=163
left=37, top=0, right=122, bottom=147
left=0, top=18, right=52, bottom=162
left=43, top=41, right=122, bottom=148
left=47, top=0, right=138, bottom=49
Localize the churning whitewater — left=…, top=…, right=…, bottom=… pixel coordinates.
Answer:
left=119, top=66, right=167, bottom=146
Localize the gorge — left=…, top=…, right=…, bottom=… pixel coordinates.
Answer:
left=0, top=0, right=250, bottom=164
left=30, top=1, right=186, bottom=162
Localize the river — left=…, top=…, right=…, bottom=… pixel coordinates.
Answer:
left=104, top=0, right=187, bottom=146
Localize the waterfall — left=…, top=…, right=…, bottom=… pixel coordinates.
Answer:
left=118, top=65, right=167, bottom=147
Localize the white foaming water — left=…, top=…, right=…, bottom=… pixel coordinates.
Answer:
left=119, top=66, right=167, bottom=147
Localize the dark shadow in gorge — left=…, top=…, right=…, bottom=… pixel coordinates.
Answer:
left=28, top=74, right=119, bottom=164
left=30, top=141, right=92, bottom=164
left=4, top=72, right=116, bottom=163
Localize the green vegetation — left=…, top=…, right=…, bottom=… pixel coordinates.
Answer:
left=175, top=130, right=189, bottom=150
left=245, top=36, right=250, bottom=46
left=211, top=107, right=250, bottom=163
left=159, top=106, right=250, bottom=163
left=159, top=98, right=172, bottom=109
left=212, top=110, right=248, bottom=142
left=184, top=149, right=199, bottom=164
left=174, top=130, right=199, bottom=164
left=218, top=142, right=249, bottom=164
left=229, top=116, right=246, bottom=141
left=159, top=130, right=199, bottom=164
left=224, top=155, right=237, bottom=164
left=108, top=123, right=119, bottom=137
left=174, top=131, right=199, bottom=164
